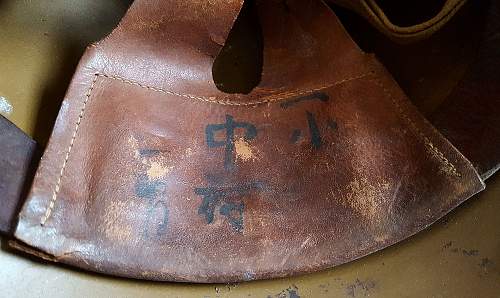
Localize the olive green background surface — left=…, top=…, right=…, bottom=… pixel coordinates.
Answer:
left=0, top=1, right=498, bottom=297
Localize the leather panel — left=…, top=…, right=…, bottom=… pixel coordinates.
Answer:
left=14, top=0, right=484, bottom=282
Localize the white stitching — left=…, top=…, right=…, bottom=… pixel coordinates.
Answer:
left=40, top=74, right=100, bottom=225
left=39, top=73, right=367, bottom=224
left=372, top=78, right=461, bottom=177
left=97, top=72, right=370, bottom=106
left=40, top=70, right=460, bottom=225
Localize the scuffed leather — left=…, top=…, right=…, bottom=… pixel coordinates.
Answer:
left=14, top=0, right=484, bottom=282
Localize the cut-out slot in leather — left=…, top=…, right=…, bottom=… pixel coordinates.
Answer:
left=212, top=0, right=263, bottom=94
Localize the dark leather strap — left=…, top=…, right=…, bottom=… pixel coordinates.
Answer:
left=0, top=115, right=37, bottom=234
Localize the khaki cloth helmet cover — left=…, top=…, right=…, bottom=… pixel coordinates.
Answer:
left=12, top=0, right=487, bottom=282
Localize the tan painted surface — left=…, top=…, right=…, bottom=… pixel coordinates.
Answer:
left=0, top=1, right=498, bottom=297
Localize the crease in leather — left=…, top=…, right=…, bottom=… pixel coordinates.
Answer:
left=83, top=71, right=373, bottom=106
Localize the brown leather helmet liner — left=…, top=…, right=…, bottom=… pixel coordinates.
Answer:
left=12, top=0, right=484, bottom=282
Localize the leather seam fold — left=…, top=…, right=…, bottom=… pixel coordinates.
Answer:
left=372, top=78, right=461, bottom=178
left=40, top=74, right=100, bottom=225
left=96, top=72, right=371, bottom=106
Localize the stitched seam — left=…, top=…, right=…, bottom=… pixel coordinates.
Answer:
left=39, top=73, right=366, bottom=225
left=40, top=70, right=459, bottom=225
left=373, top=78, right=461, bottom=177
left=97, top=72, right=370, bottom=106
left=40, top=74, right=100, bottom=225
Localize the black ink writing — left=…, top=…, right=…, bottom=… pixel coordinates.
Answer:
left=194, top=181, right=264, bottom=232
left=143, top=200, right=169, bottom=239
left=135, top=173, right=168, bottom=239
left=290, top=112, right=338, bottom=149
left=280, top=91, right=329, bottom=109
left=206, top=114, right=257, bottom=170
left=306, top=111, right=322, bottom=149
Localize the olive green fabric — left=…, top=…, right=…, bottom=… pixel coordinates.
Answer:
left=0, top=1, right=498, bottom=297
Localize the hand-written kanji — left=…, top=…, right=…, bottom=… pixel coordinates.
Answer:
left=195, top=181, right=264, bottom=232
left=289, top=111, right=337, bottom=149
left=206, top=114, right=257, bottom=170
left=195, top=91, right=336, bottom=232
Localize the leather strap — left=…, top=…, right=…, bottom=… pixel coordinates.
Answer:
left=0, top=115, right=37, bottom=234
left=330, top=0, right=467, bottom=43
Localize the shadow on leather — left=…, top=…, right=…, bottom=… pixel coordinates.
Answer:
left=31, top=1, right=133, bottom=147
left=332, top=0, right=488, bottom=115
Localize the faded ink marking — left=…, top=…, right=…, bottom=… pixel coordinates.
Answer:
left=139, top=148, right=161, bottom=157
left=243, top=271, right=256, bottom=281
left=442, top=241, right=453, bottom=249
left=280, top=91, right=329, bottom=109
left=290, top=112, right=336, bottom=149
left=135, top=174, right=168, bottom=238
left=479, top=258, right=494, bottom=270
left=194, top=181, right=264, bottom=232
left=290, top=129, right=302, bottom=144
left=206, top=114, right=257, bottom=170
left=143, top=200, right=169, bottom=239
left=327, top=119, right=338, bottom=130
left=307, top=111, right=322, bottom=149
left=219, top=201, right=244, bottom=232
left=444, top=242, right=483, bottom=258
left=462, top=249, right=479, bottom=256
left=135, top=174, right=164, bottom=200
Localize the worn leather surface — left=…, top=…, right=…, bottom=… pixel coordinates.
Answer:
left=0, top=115, right=37, bottom=234
left=332, top=0, right=500, bottom=179
left=431, top=0, right=500, bottom=180
left=13, top=0, right=484, bottom=282
left=330, top=0, right=468, bottom=43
